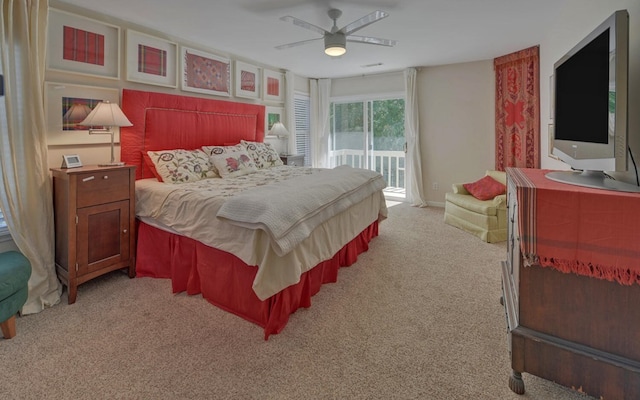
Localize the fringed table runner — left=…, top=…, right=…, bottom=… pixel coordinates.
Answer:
left=508, top=167, right=640, bottom=286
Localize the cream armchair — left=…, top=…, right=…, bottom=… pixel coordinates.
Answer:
left=444, top=170, right=507, bottom=243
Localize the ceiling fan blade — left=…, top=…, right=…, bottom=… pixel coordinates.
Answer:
left=347, top=35, right=397, bottom=47
left=340, top=10, right=389, bottom=36
left=280, top=15, right=328, bottom=36
left=275, top=37, right=322, bottom=50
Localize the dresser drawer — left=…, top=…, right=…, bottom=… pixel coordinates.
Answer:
left=76, top=169, right=130, bottom=208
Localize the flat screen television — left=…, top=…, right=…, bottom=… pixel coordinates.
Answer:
left=547, top=9, right=640, bottom=192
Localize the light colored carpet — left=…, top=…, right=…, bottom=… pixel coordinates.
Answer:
left=0, top=203, right=594, bottom=400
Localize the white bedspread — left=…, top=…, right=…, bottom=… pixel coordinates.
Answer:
left=135, top=166, right=387, bottom=300
left=217, top=165, right=386, bottom=256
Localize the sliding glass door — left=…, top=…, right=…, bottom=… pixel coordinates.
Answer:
left=330, top=101, right=367, bottom=168
left=330, top=97, right=406, bottom=198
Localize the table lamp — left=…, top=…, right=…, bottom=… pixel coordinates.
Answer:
left=269, top=121, right=290, bottom=155
left=79, top=101, right=132, bottom=166
left=268, top=122, right=290, bottom=139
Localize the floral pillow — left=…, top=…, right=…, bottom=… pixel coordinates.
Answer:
left=201, top=144, right=246, bottom=175
left=210, top=149, right=258, bottom=178
left=201, top=144, right=245, bottom=157
left=241, top=140, right=284, bottom=169
left=146, top=149, right=217, bottom=184
left=463, top=175, right=506, bottom=200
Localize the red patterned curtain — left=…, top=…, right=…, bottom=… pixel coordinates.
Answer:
left=494, top=46, right=540, bottom=170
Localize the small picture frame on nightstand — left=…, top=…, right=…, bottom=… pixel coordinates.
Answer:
left=61, top=154, right=82, bottom=169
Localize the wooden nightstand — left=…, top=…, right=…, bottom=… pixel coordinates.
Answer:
left=51, top=165, right=136, bottom=304
left=280, top=154, right=304, bottom=166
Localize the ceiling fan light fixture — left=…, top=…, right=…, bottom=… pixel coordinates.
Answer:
left=278, top=9, right=393, bottom=57
left=325, top=44, right=346, bottom=57
left=324, top=33, right=346, bottom=57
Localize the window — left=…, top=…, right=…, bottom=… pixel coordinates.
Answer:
left=293, top=93, right=311, bottom=166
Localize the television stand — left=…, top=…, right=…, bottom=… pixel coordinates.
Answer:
left=545, top=169, right=640, bottom=193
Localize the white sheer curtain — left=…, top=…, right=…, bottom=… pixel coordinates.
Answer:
left=310, top=78, right=331, bottom=168
left=404, top=68, right=427, bottom=207
left=0, top=0, right=62, bottom=313
left=284, top=70, right=295, bottom=155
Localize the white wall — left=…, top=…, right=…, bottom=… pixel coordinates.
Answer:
left=417, top=61, right=495, bottom=205
left=292, top=74, right=310, bottom=94
left=331, top=71, right=404, bottom=97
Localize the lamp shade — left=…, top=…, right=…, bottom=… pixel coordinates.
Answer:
left=269, top=122, right=290, bottom=138
left=79, top=101, right=132, bottom=127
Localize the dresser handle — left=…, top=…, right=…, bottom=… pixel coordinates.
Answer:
left=103, top=175, right=108, bottom=179
left=123, top=229, right=127, bottom=233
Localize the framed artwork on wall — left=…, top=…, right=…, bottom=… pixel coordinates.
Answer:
left=262, top=69, right=284, bottom=103
left=46, top=8, right=120, bottom=79
left=126, top=30, right=177, bottom=88
left=265, top=106, right=284, bottom=136
left=180, top=46, right=231, bottom=97
left=234, top=61, right=260, bottom=99
left=45, top=82, right=120, bottom=145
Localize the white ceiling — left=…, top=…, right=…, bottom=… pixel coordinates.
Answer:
left=57, top=0, right=565, bottom=79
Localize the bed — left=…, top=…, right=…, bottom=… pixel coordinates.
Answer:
left=120, top=89, right=387, bottom=339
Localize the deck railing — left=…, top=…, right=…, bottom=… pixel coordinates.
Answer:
left=329, top=149, right=406, bottom=190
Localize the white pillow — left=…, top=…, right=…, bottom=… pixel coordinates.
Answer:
left=210, top=149, right=258, bottom=178
left=146, top=149, right=217, bottom=184
left=241, top=140, right=283, bottom=169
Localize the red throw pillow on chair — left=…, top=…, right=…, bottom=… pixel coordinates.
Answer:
left=463, top=175, right=506, bottom=201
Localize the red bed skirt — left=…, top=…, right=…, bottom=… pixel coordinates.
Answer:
left=135, top=220, right=379, bottom=339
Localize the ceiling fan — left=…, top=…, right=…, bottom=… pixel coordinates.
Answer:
left=275, top=8, right=397, bottom=57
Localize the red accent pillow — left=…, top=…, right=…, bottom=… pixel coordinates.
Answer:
left=463, top=175, right=505, bottom=200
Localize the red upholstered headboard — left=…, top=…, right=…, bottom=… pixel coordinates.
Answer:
left=120, top=89, right=265, bottom=180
